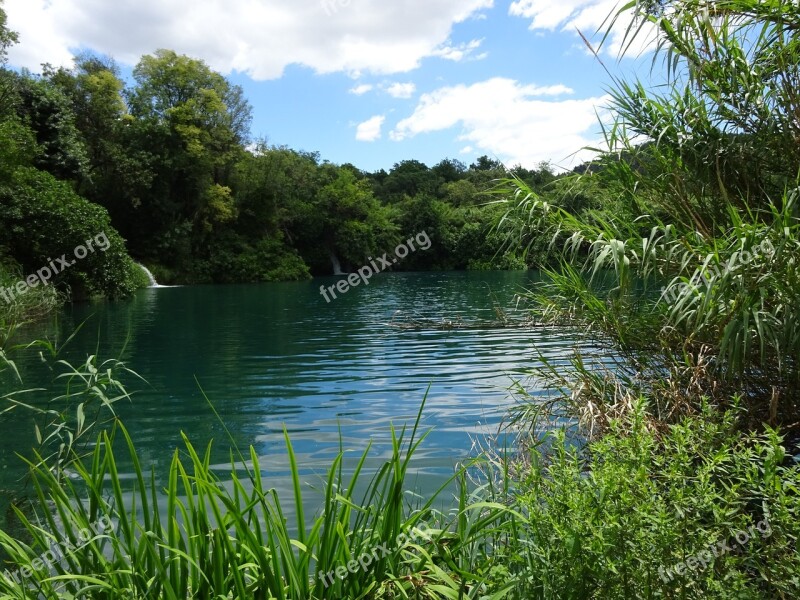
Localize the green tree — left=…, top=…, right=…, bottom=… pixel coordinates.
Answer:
left=13, top=73, right=89, bottom=182
left=125, top=49, right=252, bottom=264
left=0, top=0, right=18, bottom=115
left=46, top=56, right=127, bottom=178
left=301, top=166, right=399, bottom=272
left=375, top=159, right=441, bottom=202
left=396, top=194, right=457, bottom=270
left=466, top=156, right=507, bottom=188
left=234, top=144, right=320, bottom=241
left=441, top=179, right=479, bottom=207
left=42, top=56, right=155, bottom=244
left=470, top=155, right=503, bottom=171
left=0, top=0, right=16, bottom=62
left=432, top=158, right=467, bottom=184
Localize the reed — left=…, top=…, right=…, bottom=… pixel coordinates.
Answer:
left=0, top=387, right=475, bottom=599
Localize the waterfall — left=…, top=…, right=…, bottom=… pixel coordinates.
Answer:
left=329, top=250, right=344, bottom=275
left=136, top=263, right=161, bottom=288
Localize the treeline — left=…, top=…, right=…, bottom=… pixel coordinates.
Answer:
left=0, top=29, right=143, bottom=303
left=0, top=32, right=558, bottom=290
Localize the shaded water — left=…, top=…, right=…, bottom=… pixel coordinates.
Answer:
left=1, top=271, right=582, bottom=516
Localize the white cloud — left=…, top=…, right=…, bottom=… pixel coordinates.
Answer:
left=432, top=38, right=486, bottom=62
left=355, top=115, right=386, bottom=142
left=385, top=82, right=416, bottom=99
left=349, top=83, right=374, bottom=95
left=508, top=0, right=657, bottom=57
left=3, top=0, right=74, bottom=69
left=4, top=0, right=494, bottom=79
left=391, top=77, right=609, bottom=169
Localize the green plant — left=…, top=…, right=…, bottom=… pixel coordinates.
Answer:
left=0, top=328, right=137, bottom=481
left=0, top=260, right=63, bottom=333
left=0, top=380, right=483, bottom=599
left=0, top=166, right=141, bottom=300
left=492, top=0, right=800, bottom=425
left=470, top=402, right=800, bottom=599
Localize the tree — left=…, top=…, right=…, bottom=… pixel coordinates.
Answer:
left=0, top=0, right=17, bottom=116
left=128, top=49, right=251, bottom=145
left=125, top=50, right=253, bottom=263
left=375, top=159, right=441, bottom=202
left=303, top=166, right=399, bottom=272
left=14, top=73, right=89, bottom=182
left=512, top=162, right=556, bottom=193
left=46, top=55, right=127, bottom=171
left=0, top=0, right=17, bottom=65
left=466, top=155, right=507, bottom=188
left=432, top=158, right=466, bottom=184
left=396, top=194, right=457, bottom=270
left=470, top=155, right=503, bottom=171
left=234, top=145, right=320, bottom=240
left=441, top=179, right=479, bottom=207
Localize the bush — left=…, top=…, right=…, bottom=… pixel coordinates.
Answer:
left=129, top=263, right=152, bottom=289
left=508, top=403, right=800, bottom=599
left=467, top=253, right=527, bottom=271
left=210, top=235, right=311, bottom=283
left=0, top=166, right=141, bottom=300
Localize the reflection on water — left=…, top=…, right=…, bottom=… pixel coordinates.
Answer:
left=1, top=271, right=581, bottom=517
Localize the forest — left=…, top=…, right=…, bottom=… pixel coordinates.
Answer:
left=0, top=38, right=560, bottom=299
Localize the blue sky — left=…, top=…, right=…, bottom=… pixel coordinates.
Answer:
left=4, top=0, right=656, bottom=172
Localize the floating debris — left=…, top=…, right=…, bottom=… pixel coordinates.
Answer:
left=385, top=310, right=538, bottom=331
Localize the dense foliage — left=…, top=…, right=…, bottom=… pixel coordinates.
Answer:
left=1, top=363, right=797, bottom=599
left=497, top=0, right=800, bottom=426
left=511, top=404, right=800, bottom=598
left=0, top=12, right=142, bottom=318
left=0, top=25, right=552, bottom=290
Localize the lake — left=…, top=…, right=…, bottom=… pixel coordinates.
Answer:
left=0, top=271, right=581, bottom=519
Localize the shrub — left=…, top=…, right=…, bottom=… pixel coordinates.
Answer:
left=0, top=257, right=62, bottom=327
left=506, top=403, right=800, bottom=599
left=212, top=235, right=311, bottom=283
left=0, top=166, right=141, bottom=300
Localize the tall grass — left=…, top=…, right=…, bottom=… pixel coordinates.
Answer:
left=492, top=0, right=800, bottom=427
left=0, top=377, right=485, bottom=599
left=0, top=261, right=63, bottom=348
left=2, top=362, right=799, bottom=599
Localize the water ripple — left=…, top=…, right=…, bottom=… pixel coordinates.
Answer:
left=1, top=271, right=590, bottom=512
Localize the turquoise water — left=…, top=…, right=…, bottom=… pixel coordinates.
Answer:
left=1, top=271, right=581, bottom=515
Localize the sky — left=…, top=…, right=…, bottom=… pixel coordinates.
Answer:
left=3, top=0, right=657, bottom=173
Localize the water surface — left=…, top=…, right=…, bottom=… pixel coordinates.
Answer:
left=1, top=271, right=580, bottom=515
